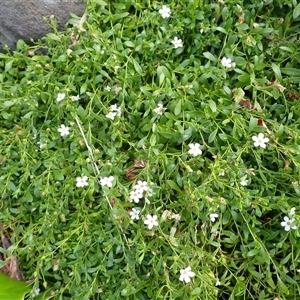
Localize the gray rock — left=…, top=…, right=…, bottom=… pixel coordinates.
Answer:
left=0, top=0, right=85, bottom=51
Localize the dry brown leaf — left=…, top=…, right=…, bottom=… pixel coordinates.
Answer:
left=133, top=159, right=147, bottom=169
left=125, top=159, right=147, bottom=180
left=289, top=91, right=298, bottom=100
left=125, top=166, right=136, bottom=181
left=0, top=225, right=25, bottom=281
left=110, top=197, right=117, bottom=208
left=70, top=31, right=78, bottom=47
left=1, top=256, right=25, bottom=281
left=257, top=118, right=272, bottom=134
left=77, top=10, right=87, bottom=33
left=239, top=98, right=252, bottom=110
left=284, top=160, right=290, bottom=169
left=267, top=79, right=286, bottom=93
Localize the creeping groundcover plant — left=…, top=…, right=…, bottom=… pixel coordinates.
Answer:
left=1, top=0, right=300, bottom=299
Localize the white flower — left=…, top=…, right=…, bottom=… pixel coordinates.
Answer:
left=252, top=133, right=270, bottom=149
left=146, top=186, right=153, bottom=198
left=144, top=214, right=159, bottom=229
left=58, top=124, right=70, bottom=137
left=240, top=177, right=248, bottom=186
left=221, top=57, right=233, bottom=68
left=159, top=5, right=171, bottom=18
left=110, top=104, right=118, bottom=111
left=162, top=210, right=172, bottom=220
left=106, top=111, right=117, bottom=120
left=104, top=86, right=111, bottom=91
left=153, top=103, right=166, bottom=115
left=281, top=216, right=297, bottom=231
left=210, top=213, right=219, bottom=222
left=179, top=266, right=195, bottom=283
left=129, top=208, right=140, bottom=220
left=216, top=281, right=221, bottom=286
left=171, top=213, right=181, bottom=221
left=134, top=180, right=148, bottom=193
left=290, top=207, right=296, bottom=216
left=32, top=288, right=40, bottom=297
left=110, top=104, right=121, bottom=115
left=70, top=95, right=80, bottom=101
left=188, top=143, right=202, bottom=157
left=106, top=104, right=121, bottom=120
left=218, top=171, right=225, bottom=176
left=100, top=176, right=114, bottom=188
left=76, top=176, right=88, bottom=188
left=114, top=86, right=122, bottom=94
left=56, top=93, right=66, bottom=102
left=37, top=141, right=46, bottom=149
left=171, top=37, right=183, bottom=49
left=129, top=190, right=143, bottom=203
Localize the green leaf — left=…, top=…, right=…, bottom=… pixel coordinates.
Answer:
left=208, top=129, right=218, bottom=143
left=131, top=58, right=143, bottom=76
left=208, top=100, right=217, bottom=112
left=158, top=73, right=165, bottom=86
left=34, top=291, right=50, bottom=300
left=182, top=128, right=193, bottom=141
left=150, top=134, right=156, bottom=146
left=277, top=124, right=284, bottom=136
left=237, top=23, right=249, bottom=31
left=0, top=53, right=13, bottom=59
left=215, top=26, right=227, bottom=34
left=113, top=12, right=129, bottom=20
left=191, top=287, right=201, bottom=295
left=25, top=190, right=33, bottom=202
left=277, top=277, right=289, bottom=294
left=203, top=52, right=218, bottom=62
left=2, top=101, right=15, bottom=108
left=77, top=106, right=86, bottom=120
left=254, top=62, right=267, bottom=71
left=233, top=88, right=245, bottom=102
left=80, top=83, right=87, bottom=94
left=235, top=56, right=247, bottom=68
left=266, top=277, right=276, bottom=289
left=258, top=246, right=270, bottom=264
left=45, top=33, right=61, bottom=41
left=21, top=112, right=33, bottom=121
left=279, top=46, right=293, bottom=53
left=166, top=180, right=182, bottom=193
left=95, top=0, right=107, bottom=5
left=0, top=273, right=31, bottom=300
left=113, top=3, right=126, bottom=9
left=226, top=135, right=240, bottom=144
left=174, top=100, right=181, bottom=116
left=271, top=63, right=282, bottom=82
left=53, top=171, right=64, bottom=181
left=157, top=66, right=171, bottom=80
left=281, top=68, right=300, bottom=76
left=293, top=3, right=300, bottom=19
left=248, top=117, right=257, bottom=133
left=247, top=248, right=259, bottom=257
left=124, top=41, right=135, bottom=48
left=5, top=60, right=13, bottom=72
left=237, top=73, right=250, bottom=83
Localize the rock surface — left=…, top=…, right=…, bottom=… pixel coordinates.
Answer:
left=0, top=0, right=85, bottom=51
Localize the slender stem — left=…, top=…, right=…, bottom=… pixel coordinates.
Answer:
left=75, top=117, right=130, bottom=247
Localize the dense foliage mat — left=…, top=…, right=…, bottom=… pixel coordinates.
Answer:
left=1, top=0, right=300, bottom=299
